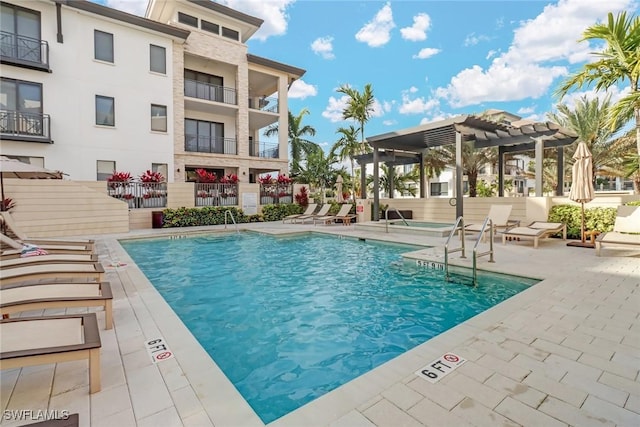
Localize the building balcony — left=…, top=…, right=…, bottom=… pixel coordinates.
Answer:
left=185, top=135, right=237, bottom=155
left=0, top=32, right=49, bottom=71
left=184, top=79, right=237, bottom=105
left=249, top=140, right=279, bottom=159
left=0, top=111, right=51, bottom=143
left=248, top=96, right=278, bottom=113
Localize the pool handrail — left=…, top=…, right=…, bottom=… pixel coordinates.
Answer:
left=472, top=217, right=496, bottom=286
left=444, top=216, right=466, bottom=281
left=384, top=207, right=409, bottom=232
left=224, top=210, right=239, bottom=233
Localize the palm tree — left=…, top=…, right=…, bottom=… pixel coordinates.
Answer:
left=297, top=149, right=341, bottom=203
left=264, top=108, right=318, bottom=177
left=337, top=83, right=375, bottom=153
left=555, top=11, right=640, bottom=179
left=548, top=95, right=634, bottom=187
left=331, top=125, right=362, bottom=202
left=367, top=164, right=418, bottom=197
left=422, top=147, right=451, bottom=196
left=443, top=143, right=497, bottom=197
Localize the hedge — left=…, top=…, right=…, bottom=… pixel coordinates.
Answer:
left=547, top=205, right=617, bottom=239
left=161, top=206, right=262, bottom=228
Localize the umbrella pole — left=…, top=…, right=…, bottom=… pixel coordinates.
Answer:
left=581, top=202, right=586, bottom=244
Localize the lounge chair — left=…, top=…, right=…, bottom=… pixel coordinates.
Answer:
left=282, top=203, right=318, bottom=223
left=1, top=281, right=113, bottom=329
left=1, top=253, right=98, bottom=267
left=465, top=204, right=519, bottom=240
left=595, top=205, right=640, bottom=256
left=0, top=313, right=102, bottom=393
left=0, top=212, right=95, bottom=250
left=501, top=221, right=567, bottom=248
left=0, top=262, right=105, bottom=286
left=1, top=233, right=94, bottom=256
left=294, top=204, right=331, bottom=223
left=314, top=204, right=355, bottom=225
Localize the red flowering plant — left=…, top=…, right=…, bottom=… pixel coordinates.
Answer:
left=258, top=174, right=275, bottom=184
left=219, top=173, right=239, bottom=184
left=295, top=186, right=309, bottom=207
left=107, top=171, right=132, bottom=189
left=277, top=173, right=292, bottom=184
left=195, top=168, right=217, bottom=183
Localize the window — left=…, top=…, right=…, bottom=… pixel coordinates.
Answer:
left=94, top=30, right=113, bottom=62
left=221, top=27, right=239, bottom=41
left=430, top=182, right=448, bottom=196
left=184, top=119, right=224, bottom=153
left=184, top=69, right=224, bottom=102
left=95, top=95, right=115, bottom=126
left=201, top=20, right=219, bottom=34
left=97, top=160, right=115, bottom=181
left=177, top=12, right=197, bottom=27
left=1, top=78, right=43, bottom=135
left=151, top=104, right=167, bottom=132
left=150, top=44, right=166, bottom=74
left=152, top=163, right=168, bottom=180
left=1, top=3, right=42, bottom=64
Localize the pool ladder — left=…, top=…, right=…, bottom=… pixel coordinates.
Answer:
left=444, top=216, right=495, bottom=286
left=384, top=207, right=409, bottom=232
left=224, top=210, right=239, bottom=233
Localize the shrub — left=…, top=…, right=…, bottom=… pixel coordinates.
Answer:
left=295, top=186, right=309, bottom=206
left=548, top=205, right=617, bottom=239
left=162, top=206, right=254, bottom=228
left=139, top=170, right=164, bottom=183
left=195, top=169, right=216, bottom=183
left=261, top=204, right=302, bottom=221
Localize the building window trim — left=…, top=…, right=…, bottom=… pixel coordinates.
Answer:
left=149, top=44, right=166, bottom=74
left=94, top=29, right=114, bottom=63
left=95, top=95, right=115, bottom=127
left=177, top=12, right=198, bottom=28
left=151, top=104, right=167, bottom=133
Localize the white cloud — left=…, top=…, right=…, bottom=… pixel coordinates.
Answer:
left=220, top=0, right=295, bottom=41
left=400, top=13, right=431, bottom=41
left=486, top=49, right=499, bottom=60
left=556, top=86, right=629, bottom=110
left=435, top=0, right=634, bottom=108
left=463, top=33, right=490, bottom=47
left=288, top=80, right=317, bottom=99
left=311, top=36, right=335, bottom=59
left=104, top=0, right=146, bottom=15
left=355, top=2, right=395, bottom=47
left=383, top=119, right=397, bottom=126
left=412, top=48, right=441, bottom=59
left=517, top=106, right=536, bottom=115
left=322, top=96, right=349, bottom=123
left=399, top=91, right=440, bottom=114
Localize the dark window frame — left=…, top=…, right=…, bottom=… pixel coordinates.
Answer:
left=149, top=44, right=166, bottom=74
left=221, top=26, right=239, bottom=41
left=201, top=20, right=219, bottom=35
left=94, top=29, right=114, bottom=63
left=95, top=95, right=115, bottom=127
left=1, top=77, right=43, bottom=113
left=177, top=12, right=198, bottom=27
left=151, top=104, right=167, bottom=132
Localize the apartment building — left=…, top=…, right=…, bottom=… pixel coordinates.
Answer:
left=1, top=0, right=305, bottom=184
left=1, top=0, right=188, bottom=181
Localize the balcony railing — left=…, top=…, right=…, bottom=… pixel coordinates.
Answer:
left=248, top=96, right=278, bottom=113
left=185, top=135, right=237, bottom=155
left=0, top=31, right=49, bottom=70
left=249, top=140, right=279, bottom=158
left=107, top=182, right=167, bottom=209
left=0, top=110, right=51, bottom=142
left=259, top=183, right=293, bottom=205
left=194, top=183, right=239, bottom=207
left=184, top=79, right=237, bottom=105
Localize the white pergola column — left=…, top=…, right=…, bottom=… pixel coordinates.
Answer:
left=535, top=137, right=544, bottom=196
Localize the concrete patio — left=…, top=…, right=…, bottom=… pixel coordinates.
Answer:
left=1, top=221, right=639, bottom=426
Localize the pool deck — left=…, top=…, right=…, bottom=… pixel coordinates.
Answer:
left=1, top=221, right=639, bottom=427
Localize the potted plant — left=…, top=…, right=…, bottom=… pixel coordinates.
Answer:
left=277, top=173, right=293, bottom=203
left=139, top=170, right=166, bottom=207
left=219, top=174, right=239, bottom=205
left=259, top=174, right=276, bottom=205
left=107, top=171, right=132, bottom=198
left=196, top=189, right=214, bottom=206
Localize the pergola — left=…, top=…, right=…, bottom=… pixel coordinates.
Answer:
left=358, top=114, right=578, bottom=220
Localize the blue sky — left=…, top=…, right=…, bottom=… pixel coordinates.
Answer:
left=100, top=0, right=637, bottom=151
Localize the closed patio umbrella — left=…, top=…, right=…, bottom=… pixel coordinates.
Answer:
left=335, top=175, right=344, bottom=203
left=567, top=142, right=595, bottom=248
left=0, top=156, right=64, bottom=203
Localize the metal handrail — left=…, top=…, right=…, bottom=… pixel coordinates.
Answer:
left=444, top=216, right=466, bottom=281
left=472, top=217, right=495, bottom=286
left=224, top=210, right=238, bottom=233
left=384, top=207, right=409, bottom=232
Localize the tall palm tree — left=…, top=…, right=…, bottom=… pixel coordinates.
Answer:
left=443, top=143, right=497, bottom=197
left=264, top=108, right=318, bottom=177
left=555, top=11, right=640, bottom=177
left=297, top=149, right=340, bottom=203
left=547, top=95, right=633, bottom=187
left=331, top=125, right=362, bottom=202
left=337, top=83, right=375, bottom=152
left=366, top=164, right=419, bottom=197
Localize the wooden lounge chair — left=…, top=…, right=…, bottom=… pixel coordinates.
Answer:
left=1, top=233, right=94, bottom=256
left=465, top=205, right=519, bottom=240
left=0, top=262, right=105, bottom=286
left=282, top=203, right=318, bottom=223
left=0, top=212, right=95, bottom=251
left=595, top=205, right=640, bottom=256
left=1, top=281, right=113, bottom=329
left=501, top=222, right=567, bottom=248
left=1, top=253, right=98, bottom=267
left=0, top=313, right=102, bottom=393
left=294, top=204, right=331, bottom=223
left=314, top=204, right=355, bottom=225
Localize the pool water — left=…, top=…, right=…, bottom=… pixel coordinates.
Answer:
left=121, top=233, right=537, bottom=423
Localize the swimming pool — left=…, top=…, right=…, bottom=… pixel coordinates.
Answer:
left=389, top=220, right=454, bottom=228
left=121, top=233, right=537, bottom=423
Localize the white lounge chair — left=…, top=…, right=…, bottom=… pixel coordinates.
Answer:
left=0, top=313, right=102, bottom=393
left=295, top=204, right=331, bottom=223
left=282, top=203, right=318, bottom=223
left=0, top=262, right=105, bottom=286
left=1, top=233, right=94, bottom=256
left=0, top=212, right=95, bottom=250
left=314, top=204, right=354, bottom=225
left=1, top=281, right=113, bottom=329
left=0, top=253, right=98, bottom=267
left=501, top=222, right=567, bottom=248
left=465, top=205, right=519, bottom=240
left=595, top=205, right=640, bottom=256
